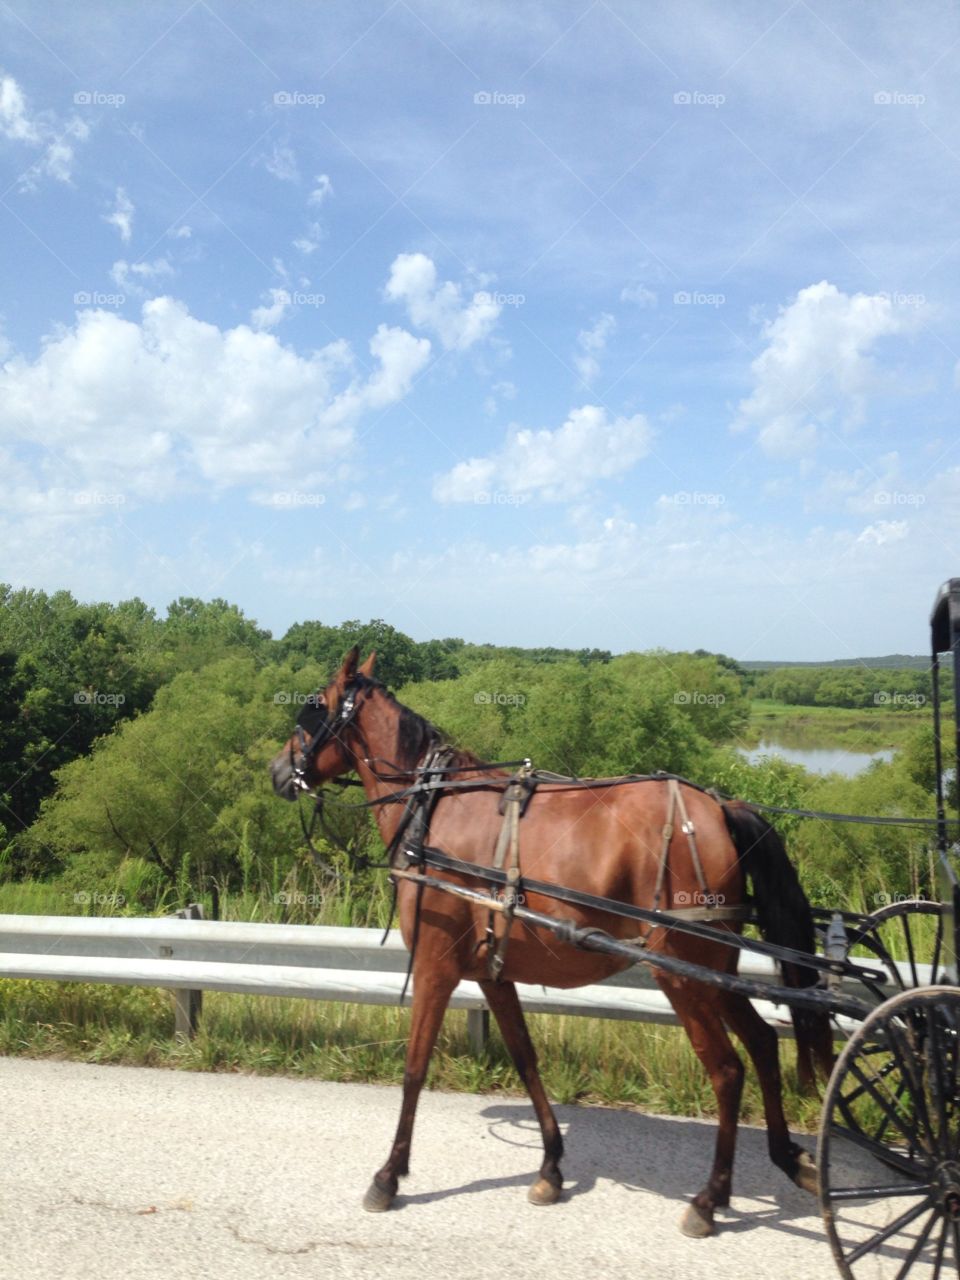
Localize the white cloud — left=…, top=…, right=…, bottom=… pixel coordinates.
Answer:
left=170, top=225, right=192, bottom=239
left=293, top=221, right=323, bottom=254
left=385, top=252, right=500, bottom=351
left=857, top=519, right=909, bottom=546
left=0, top=74, right=39, bottom=143
left=433, top=404, right=654, bottom=503
left=110, top=257, right=174, bottom=297
left=0, top=72, right=89, bottom=187
left=621, top=283, right=658, bottom=307
left=734, top=281, right=911, bottom=459
left=104, top=187, right=134, bottom=242
left=250, top=288, right=291, bottom=330
left=264, top=141, right=299, bottom=182
left=0, top=297, right=431, bottom=503
left=308, top=173, right=333, bottom=205
left=574, top=313, right=616, bottom=384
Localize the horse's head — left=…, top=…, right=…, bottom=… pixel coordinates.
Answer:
left=270, top=645, right=376, bottom=800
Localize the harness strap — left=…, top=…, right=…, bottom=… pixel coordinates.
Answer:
left=487, top=760, right=535, bottom=980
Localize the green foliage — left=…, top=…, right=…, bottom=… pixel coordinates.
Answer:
left=753, top=663, right=932, bottom=711
left=24, top=656, right=322, bottom=889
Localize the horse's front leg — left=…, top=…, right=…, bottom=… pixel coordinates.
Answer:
left=479, top=978, right=564, bottom=1204
left=363, top=948, right=460, bottom=1212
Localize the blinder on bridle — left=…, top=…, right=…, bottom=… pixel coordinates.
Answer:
left=290, top=681, right=361, bottom=790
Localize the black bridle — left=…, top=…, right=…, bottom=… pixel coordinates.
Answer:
left=290, top=680, right=364, bottom=791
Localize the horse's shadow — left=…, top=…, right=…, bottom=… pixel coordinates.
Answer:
left=398, top=1100, right=824, bottom=1242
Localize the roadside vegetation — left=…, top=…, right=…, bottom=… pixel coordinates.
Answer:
left=0, top=583, right=952, bottom=1123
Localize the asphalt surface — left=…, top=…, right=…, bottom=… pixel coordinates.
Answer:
left=0, top=1056, right=842, bottom=1280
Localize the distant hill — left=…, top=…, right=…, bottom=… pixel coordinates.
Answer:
left=740, top=655, right=929, bottom=672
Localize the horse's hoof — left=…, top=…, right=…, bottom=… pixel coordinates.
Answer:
left=793, top=1150, right=818, bottom=1196
left=527, top=1177, right=562, bottom=1206
left=362, top=1180, right=396, bottom=1213
left=680, top=1201, right=715, bottom=1238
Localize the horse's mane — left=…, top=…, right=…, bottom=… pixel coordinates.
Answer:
left=353, top=674, right=483, bottom=772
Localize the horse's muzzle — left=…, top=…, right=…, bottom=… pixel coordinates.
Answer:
left=270, top=752, right=300, bottom=801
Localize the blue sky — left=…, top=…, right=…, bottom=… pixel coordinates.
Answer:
left=1, top=1, right=958, bottom=660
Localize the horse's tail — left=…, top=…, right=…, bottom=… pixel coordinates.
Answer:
left=721, top=800, right=834, bottom=1088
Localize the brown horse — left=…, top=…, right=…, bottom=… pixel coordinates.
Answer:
left=270, top=648, right=833, bottom=1237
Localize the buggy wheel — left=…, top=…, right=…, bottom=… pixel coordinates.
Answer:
left=845, top=901, right=946, bottom=1000
left=819, top=986, right=960, bottom=1278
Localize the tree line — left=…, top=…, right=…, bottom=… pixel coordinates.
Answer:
left=0, top=584, right=945, bottom=917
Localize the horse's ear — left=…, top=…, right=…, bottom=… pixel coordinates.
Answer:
left=342, top=645, right=360, bottom=678
left=358, top=650, right=377, bottom=678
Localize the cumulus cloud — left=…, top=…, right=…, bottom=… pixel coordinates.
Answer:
left=0, top=71, right=89, bottom=187
left=734, top=281, right=911, bottom=459
left=0, top=298, right=431, bottom=503
left=250, top=288, right=291, bottom=330
left=385, top=252, right=500, bottom=351
left=574, top=313, right=616, bottom=384
left=433, top=404, right=653, bottom=503
left=104, top=187, right=134, bottom=242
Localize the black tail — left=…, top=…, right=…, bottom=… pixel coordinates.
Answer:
left=722, top=800, right=834, bottom=1087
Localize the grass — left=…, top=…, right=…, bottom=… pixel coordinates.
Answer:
left=0, top=976, right=825, bottom=1132
left=745, top=700, right=927, bottom=751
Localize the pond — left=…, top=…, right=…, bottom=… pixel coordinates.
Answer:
left=736, top=739, right=896, bottom=777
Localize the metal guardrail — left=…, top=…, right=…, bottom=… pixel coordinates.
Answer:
left=0, top=912, right=912, bottom=1050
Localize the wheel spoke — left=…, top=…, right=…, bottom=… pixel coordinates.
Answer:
left=895, top=1205, right=942, bottom=1280
left=932, top=1212, right=949, bottom=1279
left=902, top=911, right=919, bottom=989
left=847, top=1194, right=935, bottom=1265
left=832, top=1120, right=931, bottom=1181
left=844, top=1056, right=931, bottom=1158
left=828, top=1181, right=936, bottom=1203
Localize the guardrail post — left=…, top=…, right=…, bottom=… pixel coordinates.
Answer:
left=467, top=1006, right=489, bottom=1055
left=171, top=903, right=203, bottom=1039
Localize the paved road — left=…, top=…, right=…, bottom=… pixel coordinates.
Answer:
left=0, top=1056, right=839, bottom=1280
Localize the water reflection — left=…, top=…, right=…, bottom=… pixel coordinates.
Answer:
left=736, top=739, right=895, bottom=777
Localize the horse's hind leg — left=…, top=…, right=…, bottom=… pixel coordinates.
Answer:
left=478, top=978, right=564, bottom=1205
left=363, top=959, right=459, bottom=1212
left=660, top=976, right=745, bottom=1238
left=718, top=992, right=817, bottom=1195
